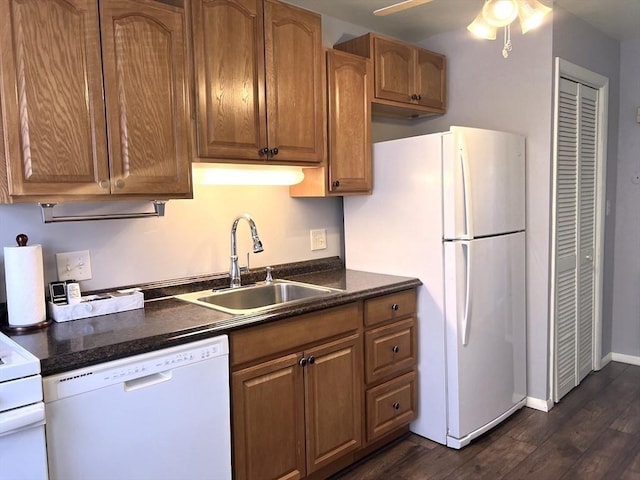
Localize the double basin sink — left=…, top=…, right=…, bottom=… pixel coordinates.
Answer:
left=175, top=279, right=342, bottom=315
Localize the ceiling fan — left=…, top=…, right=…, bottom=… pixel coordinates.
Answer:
left=373, top=0, right=552, bottom=58
left=373, top=0, right=435, bottom=17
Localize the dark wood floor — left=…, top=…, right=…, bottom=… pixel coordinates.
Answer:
left=333, top=361, right=640, bottom=480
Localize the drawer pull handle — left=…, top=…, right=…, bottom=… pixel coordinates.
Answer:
left=391, top=303, right=399, bottom=311
left=392, top=345, right=399, bottom=353
left=299, top=357, right=307, bottom=367
left=393, top=402, right=400, bottom=410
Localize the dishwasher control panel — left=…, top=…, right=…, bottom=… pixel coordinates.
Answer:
left=43, top=335, right=228, bottom=402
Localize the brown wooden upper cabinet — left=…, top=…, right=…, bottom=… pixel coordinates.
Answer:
left=191, top=0, right=324, bottom=164
left=290, top=49, right=372, bottom=197
left=335, top=33, right=446, bottom=119
left=0, top=0, right=192, bottom=202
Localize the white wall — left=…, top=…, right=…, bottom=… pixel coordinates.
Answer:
left=413, top=22, right=554, bottom=402
left=552, top=7, right=621, bottom=358
left=0, top=181, right=343, bottom=300
left=612, top=39, right=640, bottom=357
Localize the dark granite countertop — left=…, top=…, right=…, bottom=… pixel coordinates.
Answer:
left=7, top=259, right=420, bottom=376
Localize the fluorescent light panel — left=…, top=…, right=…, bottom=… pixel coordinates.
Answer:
left=192, top=163, right=305, bottom=186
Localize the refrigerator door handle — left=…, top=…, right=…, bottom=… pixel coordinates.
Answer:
left=462, top=241, right=473, bottom=346
left=459, top=143, right=474, bottom=238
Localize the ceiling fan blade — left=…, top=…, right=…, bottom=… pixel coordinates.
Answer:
left=373, top=0, right=435, bottom=16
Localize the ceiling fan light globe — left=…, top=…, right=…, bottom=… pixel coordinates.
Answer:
left=482, top=0, right=519, bottom=27
left=467, top=12, right=497, bottom=39
left=517, top=0, right=552, bottom=33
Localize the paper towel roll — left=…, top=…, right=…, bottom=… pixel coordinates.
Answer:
left=4, top=243, right=46, bottom=326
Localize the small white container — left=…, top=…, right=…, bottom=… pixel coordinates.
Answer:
left=66, top=282, right=81, bottom=304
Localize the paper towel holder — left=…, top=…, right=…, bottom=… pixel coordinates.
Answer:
left=38, top=201, right=166, bottom=223
left=1, top=233, right=52, bottom=333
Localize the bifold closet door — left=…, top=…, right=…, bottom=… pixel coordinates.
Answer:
left=553, top=77, right=598, bottom=402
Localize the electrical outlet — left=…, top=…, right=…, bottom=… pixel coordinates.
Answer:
left=56, top=250, right=92, bottom=281
left=310, top=229, right=327, bottom=251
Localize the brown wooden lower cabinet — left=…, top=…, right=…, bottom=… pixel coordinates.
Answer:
left=231, top=305, right=362, bottom=480
left=230, top=291, right=418, bottom=479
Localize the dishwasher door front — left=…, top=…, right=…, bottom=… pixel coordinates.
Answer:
left=43, top=336, right=231, bottom=480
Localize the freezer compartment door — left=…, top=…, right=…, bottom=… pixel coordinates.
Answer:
left=443, top=126, right=525, bottom=239
left=444, top=232, right=526, bottom=441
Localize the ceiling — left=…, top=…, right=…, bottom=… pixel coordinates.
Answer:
left=284, top=0, right=640, bottom=43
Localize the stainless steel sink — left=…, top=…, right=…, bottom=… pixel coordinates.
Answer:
left=174, top=280, right=342, bottom=314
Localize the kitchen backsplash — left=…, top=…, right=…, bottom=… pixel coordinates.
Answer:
left=0, top=182, right=343, bottom=302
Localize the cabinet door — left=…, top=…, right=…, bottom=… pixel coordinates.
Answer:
left=415, top=47, right=446, bottom=110
left=0, top=0, right=109, bottom=198
left=191, top=0, right=267, bottom=160
left=327, top=50, right=371, bottom=194
left=373, top=36, right=414, bottom=104
left=232, top=353, right=306, bottom=480
left=305, top=334, right=362, bottom=474
left=100, top=0, right=191, bottom=195
left=264, top=0, right=324, bottom=163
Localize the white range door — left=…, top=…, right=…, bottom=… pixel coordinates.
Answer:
left=43, top=336, right=231, bottom=480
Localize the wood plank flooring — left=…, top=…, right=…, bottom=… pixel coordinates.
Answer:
left=332, top=361, right=640, bottom=479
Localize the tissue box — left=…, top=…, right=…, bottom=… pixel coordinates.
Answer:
left=49, top=290, right=144, bottom=323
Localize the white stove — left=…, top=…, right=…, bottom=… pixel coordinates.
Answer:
left=0, top=332, right=40, bottom=380
left=0, top=332, right=48, bottom=480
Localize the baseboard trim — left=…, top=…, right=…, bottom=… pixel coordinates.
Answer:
left=526, top=396, right=553, bottom=412
left=611, top=352, right=640, bottom=366
left=599, top=352, right=613, bottom=369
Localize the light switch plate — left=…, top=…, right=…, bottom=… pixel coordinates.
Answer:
left=310, top=229, right=327, bottom=251
left=56, top=250, right=92, bottom=281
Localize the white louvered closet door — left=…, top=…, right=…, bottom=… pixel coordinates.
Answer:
left=554, top=78, right=598, bottom=402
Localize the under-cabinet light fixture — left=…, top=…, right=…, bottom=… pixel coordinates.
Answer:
left=192, top=163, right=305, bottom=186
left=467, top=0, right=551, bottom=58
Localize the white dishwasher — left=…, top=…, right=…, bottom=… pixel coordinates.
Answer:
left=43, top=335, right=231, bottom=480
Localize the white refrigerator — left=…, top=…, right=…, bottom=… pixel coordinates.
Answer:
left=343, top=126, right=527, bottom=449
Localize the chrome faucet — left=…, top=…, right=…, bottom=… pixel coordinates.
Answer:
left=230, top=214, right=264, bottom=288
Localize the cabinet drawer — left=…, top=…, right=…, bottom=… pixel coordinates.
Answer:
left=364, top=289, right=416, bottom=327
left=365, top=370, right=417, bottom=442
left=230, top=302, right=361, bottom=368
left=365, top=317, right=416, bottom=384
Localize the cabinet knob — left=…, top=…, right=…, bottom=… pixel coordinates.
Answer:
left=416, top=94, right=422, bottom=100
left=392, top=345, right=399, bottom=354
left=299, top=357, right=307, bottom=367
left=259, top=147, right=269, bottom=156
left=393, top=402, right=400, bottom=410
left=332, top=180, right=340, bottom=188
left=391, top=303, right=399, bottom=311
left=410, top=94, right=418, bottom=100
left=270, top=147, right=279, bottom=156
left=115, top=179, right=125, bottom=189
left=307, top=355, right=315, bottom=365
left=99, top=180, right=109, bottom=189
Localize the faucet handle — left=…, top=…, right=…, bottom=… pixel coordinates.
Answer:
left=265, top=266, right=273, bottom=283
